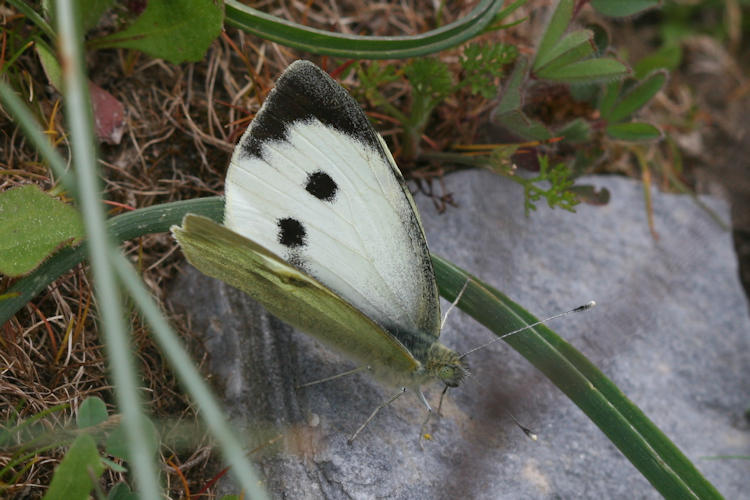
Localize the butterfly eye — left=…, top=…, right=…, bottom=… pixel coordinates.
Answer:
left=439, top=366, right=459, bottom=387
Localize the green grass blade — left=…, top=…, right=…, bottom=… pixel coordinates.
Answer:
left=111, top=252, right=269, bottom=500
left=533, top=0, right=574, bottom=71
left=225, top=0, right=507, bottom=59
left=431, top=254, right=724, bottom=500
left=55, top=1, right=161, bottom=497
left=5, top=0, right=56, bottom=39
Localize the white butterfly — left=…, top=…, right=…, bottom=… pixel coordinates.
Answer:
left=175, top=60, right=467, bottom=440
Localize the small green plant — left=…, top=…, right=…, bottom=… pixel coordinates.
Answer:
left=517, top=154, right=579, bottom=215
left=355, top=41, right=518, bottom=162
left=1, top=397, right=140, bottom=500
left=493, top=0, right=667, bottom=143
left=1, top=402, right=70, bottom=496
left=352, top=0, right=669, bottom=214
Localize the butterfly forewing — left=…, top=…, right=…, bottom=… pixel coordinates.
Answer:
left=225, top=61, right=441, bottom=358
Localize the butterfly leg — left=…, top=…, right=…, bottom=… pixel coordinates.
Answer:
left=347, top=387, right=406, bottom=444
left=436, top=385, right=449, bottom=416
left=417, top=390, right=434, bottom=449
left=296, top=365, right=371, bottom=389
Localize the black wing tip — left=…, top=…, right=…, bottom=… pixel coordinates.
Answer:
left=238, top=60, right=381, bottom=161
left=282, top=59, right=327, bottom=79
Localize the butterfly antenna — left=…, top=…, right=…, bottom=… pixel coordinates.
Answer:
left=506, top=409, right=538, bottom=441
left=460, top=301, right=596, bottom=359
left=441, top=279, right=471, bottom=329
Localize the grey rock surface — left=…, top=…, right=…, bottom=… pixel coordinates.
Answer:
left=168, top=170, right=750, bottom=499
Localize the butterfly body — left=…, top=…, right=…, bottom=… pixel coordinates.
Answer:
left=174, top=60, right=466, bottom=407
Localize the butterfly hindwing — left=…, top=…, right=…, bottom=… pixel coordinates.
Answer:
left=224, top=61, right=441, bottom=361
left=172, top=214, right=420, bottom=382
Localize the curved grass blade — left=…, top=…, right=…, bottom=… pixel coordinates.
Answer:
left=1, top=191, right=724, bottom=497
left=225, top=0, right=514, bottom=59
left=432, top=255, right=723, bottom=500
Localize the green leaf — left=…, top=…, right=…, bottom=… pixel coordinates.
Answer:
left=536, top=57, right=628, bottom=83
left=590, top=0, right=661, bottom=17
left=42, top=434, right=105, bottom=500
left=518, top=155, right=579, bottom=215
left=0, top=185, right=84, bottom=277
left=108, top=482, right=138, bottom=500
left=493, top=110, right=552, bottom=141
left=598, top=79, right=622, bottom=118
left=104, top=426, right=127, bottom=460
left=534, top=38, right=595, bottom=76
left=76, top=397, right=108, bottom=429
left=534, top=0, right=574, bottom=70
left=35, top=39, right=63, bottom=90
left=90, top=0, right=224, bottom=64
left=494, top=56, right=528, bottom=115
left=606, top=121, right=662, bottom=141
left=557, top=118, right=592, bottom=143
left=106, top=417, right=159, bottom=461
left=588, top=23, right=610, bottom=56
left=492, top=57, right=551, bottom=141
left=605, top=70, right=667, bottom=123
left=634, top=44, right=682, bottom=79
left=534, top=30, right=593, bottom=72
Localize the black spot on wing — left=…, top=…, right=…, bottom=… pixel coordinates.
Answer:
left=239, top=60, right=382, bottom=161
left=305, top=171, right=337, bottom=202
left=277, top=217, right=306, bottom=248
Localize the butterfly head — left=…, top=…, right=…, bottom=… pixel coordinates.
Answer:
left=425, top=343, right=469, bottom=388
